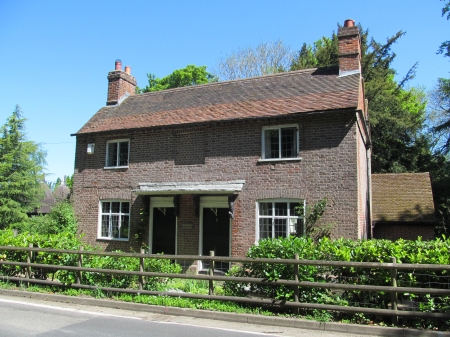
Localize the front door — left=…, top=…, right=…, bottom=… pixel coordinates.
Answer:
left=202, top=207, right=230, bottom=257
left=201, top=202, right=230, bottom=272
left=152, top=207, right=176, bottom=255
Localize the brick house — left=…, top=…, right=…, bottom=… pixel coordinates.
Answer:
left=72, top=19, right=371, bottom=270
left=372, top=173, right=436, bottom=241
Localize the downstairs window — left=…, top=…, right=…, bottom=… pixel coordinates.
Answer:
left=99, top=201, right=130, bottom=240
left=257, top=200, right=305, bottom=240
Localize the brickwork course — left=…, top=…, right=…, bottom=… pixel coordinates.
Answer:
left=71, top=20, right=373, bottom=263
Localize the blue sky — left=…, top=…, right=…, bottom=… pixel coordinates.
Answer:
left=0, top=0, right=448, bottom=183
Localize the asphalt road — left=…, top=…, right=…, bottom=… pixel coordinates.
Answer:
left=0, top=295, right=375, bottom=337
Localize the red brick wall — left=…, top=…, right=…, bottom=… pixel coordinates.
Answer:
left=373, top=223, right=435, bottom=241
left=73, top=111, right=364, bottom=255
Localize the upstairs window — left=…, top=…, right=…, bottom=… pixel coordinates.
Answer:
left=262, top=125, right=298, bottom=160
left=99, top=200, right=130, bottom=240
left=257, top=200, right=305, bottom=240
left=106, top=140, right=129, bottom=167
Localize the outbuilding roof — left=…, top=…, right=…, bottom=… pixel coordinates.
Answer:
left=372, top=173, right=436, bottom=223
left=74, top=66, right=361, bottom=135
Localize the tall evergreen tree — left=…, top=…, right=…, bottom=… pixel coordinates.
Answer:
left=0, top=105, right=46, bottom=228
left=291, top=27, right=429, bottom=173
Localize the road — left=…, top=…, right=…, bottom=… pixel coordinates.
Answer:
left=0, top=295, right=377, bottom=337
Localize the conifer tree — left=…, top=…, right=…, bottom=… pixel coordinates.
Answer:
left=0, top=105, right=46, bottom=228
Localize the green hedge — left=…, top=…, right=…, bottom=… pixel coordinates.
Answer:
left=0, top=229, right=181, bottom=290
left=224, top=236, right=450, bottom=317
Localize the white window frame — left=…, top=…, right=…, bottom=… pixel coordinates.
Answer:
left=105, top=139, right=130, bottom=168
left=260, top=124, right=300, bottom=161
left=255, top=199, right=305, bottom=242
left=98, top=200, right=130, bottom=241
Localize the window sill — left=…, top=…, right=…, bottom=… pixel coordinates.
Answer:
left=97, top=237, right=129, bottom=241
left=103, top=166, right=129, bottom=170
left=258, top=157, right=302, bottom=163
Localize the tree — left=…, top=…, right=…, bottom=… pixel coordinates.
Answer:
left=137, top=65, right=217, bottom=93
left=430, top=1, right=450, bottom=154
left=291, top=26, right=430, bottom=173
left=429, top=78, right=450, bottom=153
left=0, top=105, right=46, bottom=228
left=438, top=0, right=450, bottom=58
left=215, top=40, right=293, bottom=80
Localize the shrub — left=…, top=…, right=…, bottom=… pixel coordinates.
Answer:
left=12, top=201, right=77, bottom=235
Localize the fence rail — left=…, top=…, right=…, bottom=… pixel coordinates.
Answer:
left=1, top=244, right=449, bottom=323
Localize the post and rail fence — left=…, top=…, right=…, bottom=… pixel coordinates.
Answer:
left=1, top=244, right=450, bottom=324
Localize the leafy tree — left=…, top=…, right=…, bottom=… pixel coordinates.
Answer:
left=137, top=65, right=217, bottom=93
left=0, top=105, right=46, bottom=229
left=215, top=40, right=293, bottom=80
left=291, top=26, right=430, bottom=173
left=429, top=78, right=450, bottom=153
left=438, top=0, right=450, bottom=58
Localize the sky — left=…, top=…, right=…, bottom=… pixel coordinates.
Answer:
left=0, top=0, right=449, bottom=183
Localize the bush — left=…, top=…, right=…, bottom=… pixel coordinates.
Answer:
left=12, top=201, right=77, bottom=235
left=0, top=229, right=182, bottom=290
left=224, top=236, right=450, bottom=319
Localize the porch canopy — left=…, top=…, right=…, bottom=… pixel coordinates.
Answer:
left=133, top=180, right=245, bottom=195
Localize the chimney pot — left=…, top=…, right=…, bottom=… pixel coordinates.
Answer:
left=125, top=66, right=131, bottom=75
left=115, top=59, right=122, bottom=71
left=344, top=19, right=354, bottom=27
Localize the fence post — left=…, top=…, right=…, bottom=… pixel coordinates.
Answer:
left=139, top=248, right=145, bottom=291
left=390, top=257, right=398, bottom=326
left=294, top=253, right=300, bottom=315
left=77, top=246, right=83, bottom=285
left=209, top=250, right=215, bottom=296
left=26, top=243, right=33, bottom=287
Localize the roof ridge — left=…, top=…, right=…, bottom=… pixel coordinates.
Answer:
left=132, top=67, right=337, bottom=99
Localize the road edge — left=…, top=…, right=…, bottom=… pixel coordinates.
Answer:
left=0, top=288, right=447, bottom=337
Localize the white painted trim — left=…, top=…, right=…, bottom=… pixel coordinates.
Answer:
left=261, top=124, right=299, bottom=160
left=105, top=139, right=130, bottom=168
left=257, top=157, right=302, bottom=163
left=149, top=196, right=176, bottom=255
left=135, top=180, right=245, bottom=195
left=255, top=199, right=304, bottom=242
left=97, top=199, right=130, bottom=241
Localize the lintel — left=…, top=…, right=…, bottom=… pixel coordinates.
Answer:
left=133, top=180, right=245, bottom=195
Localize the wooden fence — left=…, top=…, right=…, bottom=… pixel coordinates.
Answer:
left=1, top=244, right=450, bottom=324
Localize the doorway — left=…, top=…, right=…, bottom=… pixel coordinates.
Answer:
left=149, top=197, right=176, bottom=255
left=199, top=197, right=231, bottom=272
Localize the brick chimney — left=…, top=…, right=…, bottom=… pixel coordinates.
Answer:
left=338, top=19, right=361, bottom=75
left=106, top=59, right=137, bottom=106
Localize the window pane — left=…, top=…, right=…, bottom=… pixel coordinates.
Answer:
left=111, top=215, right=120, bottom=238
left=274, top=203, right=288, bottom=216
left=289, top=218, right=299, bottom=235
left=281, top=127, right=297, bottom=158
left=119, top=142, right=129, bottom=166
left=259, top=202, right=272, bottom=216
left=289, top=202, right=300, bottom=216
left=102, top=202, right=110, bottom=213
left=264, top=129, right=279, bottom=159
left=120, top=215, right=129, bottom=238
left=107, top=143, right=118, bottom=166
left=259, top=218, right=272, bottom=239
left=101, top=215, right=110, bottom=237
left=121, top=202, right=129, bottom=214
left=274, top=218, right=287, bottom=238
left=111, top=202, right=120, bottom=213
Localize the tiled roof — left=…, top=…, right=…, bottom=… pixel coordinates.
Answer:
left=74, top=67, right=361, bottom=135
left=372, top=173, right=436, bottom=223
